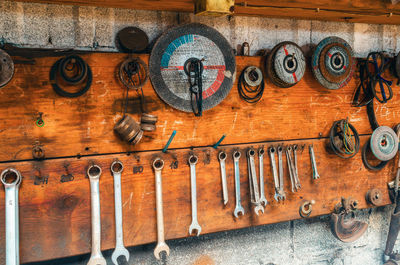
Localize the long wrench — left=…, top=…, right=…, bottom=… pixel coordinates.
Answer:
left=218, top=151, right=228, bottom=205
left=247, top=148, right=264, bottom=215
left=87, top=164, right=106, bottom=265
left=233, top=151, right=245, bottom=217
left=1, top=168, right=21, bottom=265
left=258, top=148, right=268, bottom=207
left=152, top=158, right=170, bottom=260
left=309, top=144, right=320, bottom=179
left=277, top=146, right=286, bottom=200
left=188, top=154, right=201, bottom=236
left=286, top=146, right=299, bottom=192
left=268, top=147, right=281, bottom=202
left=292, top=145, right=301, bottom=189
left=110, top=160, right=129, bottom=265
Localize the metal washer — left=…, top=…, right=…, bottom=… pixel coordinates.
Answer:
left=0, top=49, right=14, bottom=88
left=311, top=36, right=355, bottom=90
left=370, top=126, right=399, bottom=161
left=243, top=66, right=263, bottom=87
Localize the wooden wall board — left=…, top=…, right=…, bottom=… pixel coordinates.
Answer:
left=13, top=0, right=400, bottom=25
left=0, top=136, right=394, bottom=263
left=1, top=53, right=400, bottom=162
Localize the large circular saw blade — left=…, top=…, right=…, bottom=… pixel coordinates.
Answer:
left=149, top=23, right=236, bottom=112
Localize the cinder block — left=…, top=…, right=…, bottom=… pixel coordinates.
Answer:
left=22, top=2, right=49, bottom=46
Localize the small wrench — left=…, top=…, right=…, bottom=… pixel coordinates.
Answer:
left=233, top=151, right=245, bottom=217
left=1, top=168, right=22, bottom=265
left=87, top=164, right=106, bottom=265
left=218, top=151, right=228, bottom=205
left=258, top=148, right=268, bottom=207
left=110, top=160, right=129, bottom=265
left=152, top=158, right=170, bottom=260
left=188, top=155, right=201, bottom=236
left=247, top=148, right=264, bottom=215
left=277, top=146, right=286, bottom=200
left=309, top=144, right=320, bottom=179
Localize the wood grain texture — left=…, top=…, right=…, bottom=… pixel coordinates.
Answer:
left=0, top=136, right=394, bottom=263
left=12, top=0, right=400, bottom=24
left=1, top=53, right=400, bottom=162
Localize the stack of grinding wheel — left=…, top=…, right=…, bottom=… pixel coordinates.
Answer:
left=311, top=37, right=355, bottom=90
left=266, top=41, right=306, bottom=88
left=362, top=126, right=399, bottom=171
left=0, top=49, right=14, bottom=88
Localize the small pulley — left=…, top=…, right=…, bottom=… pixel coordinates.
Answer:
left=119, top=57, right=148, bottom=90
left=0, top=49, right=14, bottom=88
left=311, top=36, right=355, bottom=90
left=370, top=126, right=398, bottom=161
left=266, top=41, right=306, bottom=88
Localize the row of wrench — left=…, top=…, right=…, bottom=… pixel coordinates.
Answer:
left=218, top=144, right=320, bottom=218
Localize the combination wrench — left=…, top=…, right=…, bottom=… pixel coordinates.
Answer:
left=286, top=146, right=300, bottom=192
left=218, top=151, right=228, bottom=205
left=247, top=148, right=264, bottom=215
left=233, top=150, right=245, bottom=217
left=309, top=144, right=320, bottom=179
left=258, top=148, right=268, bottom=207
left=152, top=158, right=170, bottom=260
left=110, top=160, right=129, bottom=265
left=268, top=146, right=281, bottom=202
left=277, top=146, right=286, bottom=200
left=188, top=154, right=201, bottom=236
left=292, top=145, right=301, bottom=188
left=87, top=164, right=106, bottom=265
left=1, top=168, right=22, bottom=265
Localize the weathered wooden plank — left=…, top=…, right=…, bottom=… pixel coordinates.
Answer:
left=0, top=136, right=393, bottom=263
left=12, top=0, right=400, bottom=24
left=1, top=53, right=399, bottom=162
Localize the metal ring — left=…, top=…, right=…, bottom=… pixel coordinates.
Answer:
left=243, top=66, right=263, bottom=87
left=1, top=168, right=21, bottom=186
left=87, top=164, right=102, bottom=179
left=119, top=57, right=148, bottom=90
left=111, top=160, right=124, bottom=174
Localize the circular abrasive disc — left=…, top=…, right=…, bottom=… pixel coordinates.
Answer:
left=117, top=27, right=149, bottom=53
left=149, top=23, right=236, bottom=112
left=370, top=126, right=398, bottom=161
left=273, top=42, right=306, bottom=85
left=311, top=36, right=355, bottom=90
left=0, top=49, right=14, bottom=88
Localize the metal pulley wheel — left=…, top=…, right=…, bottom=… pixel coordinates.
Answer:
left=311, top=37, right=355, bottom=90
left=244, top=66, right=263, bottom=87
left=0, top=49, right=14, bottom=88
left=266, top=41, right=306, bottom=88
left=370, top=126, right=398, bottom=161
left=149, top=23, right=236, bottom=113
left=119, top=57, right=148, bottom=90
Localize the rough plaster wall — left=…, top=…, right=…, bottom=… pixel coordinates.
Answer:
left=0, top=1, right=399, bottom=265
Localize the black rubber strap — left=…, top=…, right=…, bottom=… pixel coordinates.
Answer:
left=367, top=100, right=380, bottom=131
left=50, top=57, right=92, bottom=98
left=59, top=55, right=87, bottom=85
left=361, top=139, right=388, bottom=171
left=238, top=68, right=264, bottom=103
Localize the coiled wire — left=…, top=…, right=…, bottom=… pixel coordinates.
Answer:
left=238, top=66, right=264, bottom=103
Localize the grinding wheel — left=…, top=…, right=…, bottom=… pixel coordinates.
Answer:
left=0, top=49, right=14, bottom=88
left=370, top=126, right=398, bottom=161
left=149, top=23, right=236, bottom=112
left=311, top=37, right=355, bottom=90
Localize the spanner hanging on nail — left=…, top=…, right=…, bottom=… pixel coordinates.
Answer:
left=268, top=146, right=281, bottom=202
left=286, top=146, right=300, bottom=192
left=1, top=168, right=22, bottom=265
left=233, top=150, right=245, bottom=217
left=110, top=160, right=129, bottom=265
left=87, top=164, right=106, bottom=265
left=218, top=151, right=228, bottom=205
left=188, top=154, right=201, bottom=236
left=309, top=144, right=320, bottom=179
left=277, top=145, right=286, bottom=200
left=152, top=158, right=170, bottom=260
left=247, top=148, right=264, bottom=215
left=258, top=148, right=268, bottom=207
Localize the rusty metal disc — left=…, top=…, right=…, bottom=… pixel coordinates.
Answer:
left=149, top=23, right=236, bottom=112
left=141, top=113, right=158, bottom=124
left=0, top=49, right=14, bottom=88
left=141, top=123, right=156, bottom=132
left=269, top=42, right=306, bottom=87
left=366, top=188, right=383, bottom=206
left=312, top=37, right=355, bottom=90
left=114, top=115, right=142, bottom=144
left=117, top=27, right=149, bottom=53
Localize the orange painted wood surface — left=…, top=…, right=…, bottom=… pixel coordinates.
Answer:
left=1, top=53, right=399, bottom=162
left=0, top=136, right=394, bottom=263
left=12, top=0, right=400, bottom=24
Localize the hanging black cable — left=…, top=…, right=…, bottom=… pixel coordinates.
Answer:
left=187, top=59, right=203, bottom=116
left=329, top=119, right=360, bottom=159
left=238, top=66, right=264, bottom=103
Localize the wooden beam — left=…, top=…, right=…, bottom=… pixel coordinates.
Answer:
left=12, top=0, right=400, bottom=24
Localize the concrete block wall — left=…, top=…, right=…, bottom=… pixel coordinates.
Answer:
left=0, top=1, right=399, bottom=264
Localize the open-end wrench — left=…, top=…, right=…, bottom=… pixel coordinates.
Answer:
left=152, top=158, right=170, bottom=260
left=268, top=147, right=281, bottom=202
left=277, top=145, right=286, bottom=200
left=292, top=145, right=301, bottom=190
left=218, top=151, right=228, bottom=205
left=233, top=151, right=245, bottom=217
left=1, top=168, right=21, bottom=265
left=309, top=144, right=320, bottom=179
left=247, top=148, right=264, bottom=215
left=258, top=148, right=268, bottom=207
left=87, top=164, right=106, bottom=265
left=286, top=146, right=299, bottom=193
left=110, top=160, right=129, bottom=265
left=188, top=154, right=201, bottom=236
